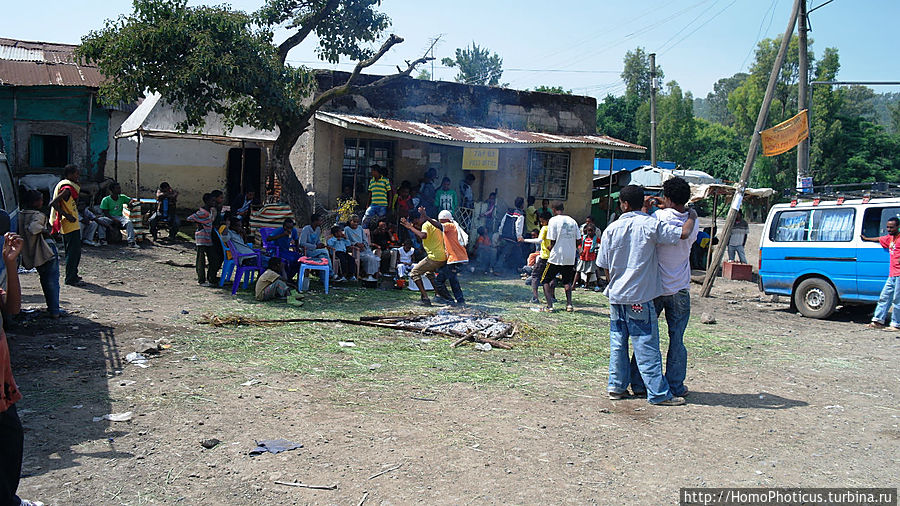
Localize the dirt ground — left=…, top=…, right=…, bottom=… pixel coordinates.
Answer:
left=7, top=238, right=899, bottom=505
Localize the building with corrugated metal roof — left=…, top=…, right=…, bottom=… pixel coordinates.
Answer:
left=292, top=71, right=645, bottom=224
left=0, top=37, right=113, bottom=180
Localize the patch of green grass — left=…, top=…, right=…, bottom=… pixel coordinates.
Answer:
left=179, top=276, right=762, bottom=388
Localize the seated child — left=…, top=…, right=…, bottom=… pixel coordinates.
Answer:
left=393, top=239, right=415, bottom=278
left=255, top=257, right=296, bottom=302
left=327, top=225, right=356, bottom=282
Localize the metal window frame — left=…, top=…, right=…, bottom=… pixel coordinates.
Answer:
left=526, top=149, right=570, bottom=201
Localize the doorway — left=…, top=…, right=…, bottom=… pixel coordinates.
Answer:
left=227, top=147, right=262, bottom=208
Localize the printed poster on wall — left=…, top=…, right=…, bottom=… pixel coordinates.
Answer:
left=461, top=148, right=499, bottom=171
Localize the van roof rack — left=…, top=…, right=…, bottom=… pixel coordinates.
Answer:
left=783, top=182, right=900, bottom=206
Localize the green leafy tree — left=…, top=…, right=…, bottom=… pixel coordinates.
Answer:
left=621, top=47, right=663, bottom=101
left=691, top=119, right=743, bottom=181
left=440, top=42, right=504, bottom=86
left=79, top=0, right=430, bottom=222
left=702, top=73, right=748, bottom=126
left=532, top=85, right=571, bottom=95
left=635, top=81, right=695, bottom=164
left=596, top=94, right=642, bottom=143
left=415, top=68, right=432, bottom=80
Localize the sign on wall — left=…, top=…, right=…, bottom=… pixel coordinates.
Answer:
left=461, top=148, right=499, bottom=171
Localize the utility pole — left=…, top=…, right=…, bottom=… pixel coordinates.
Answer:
left=796, top=0, right=809, bottom=190
left=701, top=0, right=801, bottom=298
left=649, top=53, right=658, bottom=168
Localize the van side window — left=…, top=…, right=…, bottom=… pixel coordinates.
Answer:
left=771, top=208, right=855, bottom=242
left=862, top=207, right=900, bottom=238
left=771, top=210, right=809, bottom=241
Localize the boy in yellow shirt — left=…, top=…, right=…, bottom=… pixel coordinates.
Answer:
left=524, top=211, right=552, bottom=304
left=400, top=207, right=446, bottom=306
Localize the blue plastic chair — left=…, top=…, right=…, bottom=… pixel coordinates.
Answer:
left=297, top=261, right=330, bottom=294
left=217, top=231, right=236, bottom=287
left=227, top=238, right=263, bottom=295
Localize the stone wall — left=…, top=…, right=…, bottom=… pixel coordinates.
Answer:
left=314, top=71, right=597, bottom=136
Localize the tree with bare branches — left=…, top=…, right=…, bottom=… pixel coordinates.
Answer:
left=79, top=0, right=431, bottom=223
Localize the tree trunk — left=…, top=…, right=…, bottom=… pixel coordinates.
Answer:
left=272, top=128, right=312, bottom=226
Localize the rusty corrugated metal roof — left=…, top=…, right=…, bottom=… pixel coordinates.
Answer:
left=315, top=111, right=645, bottom=152
left=0, top=37, right=103, bottom=87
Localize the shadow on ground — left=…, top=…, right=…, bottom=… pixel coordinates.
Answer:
left=688, top=391, right=808, bottom=409
left=8, top=313, right=133, bottom=477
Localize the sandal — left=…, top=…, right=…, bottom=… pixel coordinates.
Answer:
left=539, top=306, right=555, bottom=313
left=867, top=322, right=885, bottom=329
left=565, top=305, right=574, bottom=312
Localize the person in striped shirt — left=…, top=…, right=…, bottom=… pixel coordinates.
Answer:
left=363, top=164, right=392, bottom=228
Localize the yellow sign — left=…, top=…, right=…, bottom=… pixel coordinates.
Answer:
left=461, top=148, right=499, bottom=171
left=761, top=109, right=809, bottom=157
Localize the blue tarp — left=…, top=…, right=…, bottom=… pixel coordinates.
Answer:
left=594, top=158, right=676, bottom=175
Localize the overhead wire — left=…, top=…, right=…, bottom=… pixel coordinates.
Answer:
left=739, top=0, right=779, bottom=73
left=658, top=0, right=740, bottom=56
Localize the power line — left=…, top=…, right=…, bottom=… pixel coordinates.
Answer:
left=739, top=0, right=779, bottom=73
left=659, top=0, right=740, bottom=56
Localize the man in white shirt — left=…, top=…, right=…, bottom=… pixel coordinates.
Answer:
left=629, top=177, right=698, bottom=399
left=541, top=202, right=581, bottom=312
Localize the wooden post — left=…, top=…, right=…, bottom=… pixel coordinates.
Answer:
left=649, top=53, right=658, bottom=168
left=114, top=136, right=119, bottom=181
left=135, top=131, right=141, bottom=197
left=240, top=140, right=247, bottom=195
left=606, top=151, right=615, bottom=227
left=701, top=0, right=801, bottom=298
left=707, top=192, right=718, bottom=270
left=796, top=0, right=809, bottom=189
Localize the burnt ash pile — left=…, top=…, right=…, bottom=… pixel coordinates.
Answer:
left=362, top=310, right=516, bottom=349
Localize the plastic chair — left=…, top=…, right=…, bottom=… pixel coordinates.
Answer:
left=217, top=231, right=236, bottom=287
left=259, top=227, right=281, bottom=257
left=227, top=238, right=263, bottom=295
left=297, top=258, right=330, bottom=294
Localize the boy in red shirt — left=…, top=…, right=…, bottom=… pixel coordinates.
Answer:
left=862, top=216, right=900, bottom=331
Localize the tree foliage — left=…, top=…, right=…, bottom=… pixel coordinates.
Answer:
left=532, top=85, right=571, bottom=95
left=621, top=47, right=663, bottom=101
left=635, top=81, right=696, bottom=165
left=440, top=42, right=504, bottom=86
left=79, top=0, right=428, bottom=223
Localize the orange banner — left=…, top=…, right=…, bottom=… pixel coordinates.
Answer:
left=761, top=109, right=809, bottom=157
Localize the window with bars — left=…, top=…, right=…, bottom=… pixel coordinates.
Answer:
left=527, top=150, right=570, bottom=201
left=342, top=139, right=394, bottom=200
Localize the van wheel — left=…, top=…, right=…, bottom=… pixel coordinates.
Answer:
left=794, top=278, right=837, bottom=319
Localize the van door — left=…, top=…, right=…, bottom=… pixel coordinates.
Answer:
left=858, top=206, right=900, bottom=301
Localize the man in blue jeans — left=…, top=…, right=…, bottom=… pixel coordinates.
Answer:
left=596, top=185, right=697, bottom=406
left=629, top=177, right=698, bottom=398
left=862, top=216, right=900, bottom=331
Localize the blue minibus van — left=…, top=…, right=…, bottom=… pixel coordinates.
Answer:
left=759, top=197, right=900, bottom=319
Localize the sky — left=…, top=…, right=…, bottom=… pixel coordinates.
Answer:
left=4, top=0, right=898, bottom=100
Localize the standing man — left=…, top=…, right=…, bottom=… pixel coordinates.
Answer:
left=98, top=183, right=139, bottom=247
left=459, top=173, right=475, bottom=209
left=48, top=164, right=84, bottom=286
left=541, top=203, right=581, bottom=312
left=434, top=177, right=458, bottom=214
left=596, top=185, right=697, bottom=406
left=496, top=197, right=525, bottom=273
left=419, top=168, right=438, bottom=218
left=630, top=177, right=698, bottom=399
left=728, top=210, right=749, bottom=263
left=0, top=232, right=43, bottom=506
left=400, top=207, right=446, bottom=306
left=862, top=217, right=900, bottom=331
left=434, top=210, right=468, bottom=306
left=364, top=164, right=392, bottom=228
